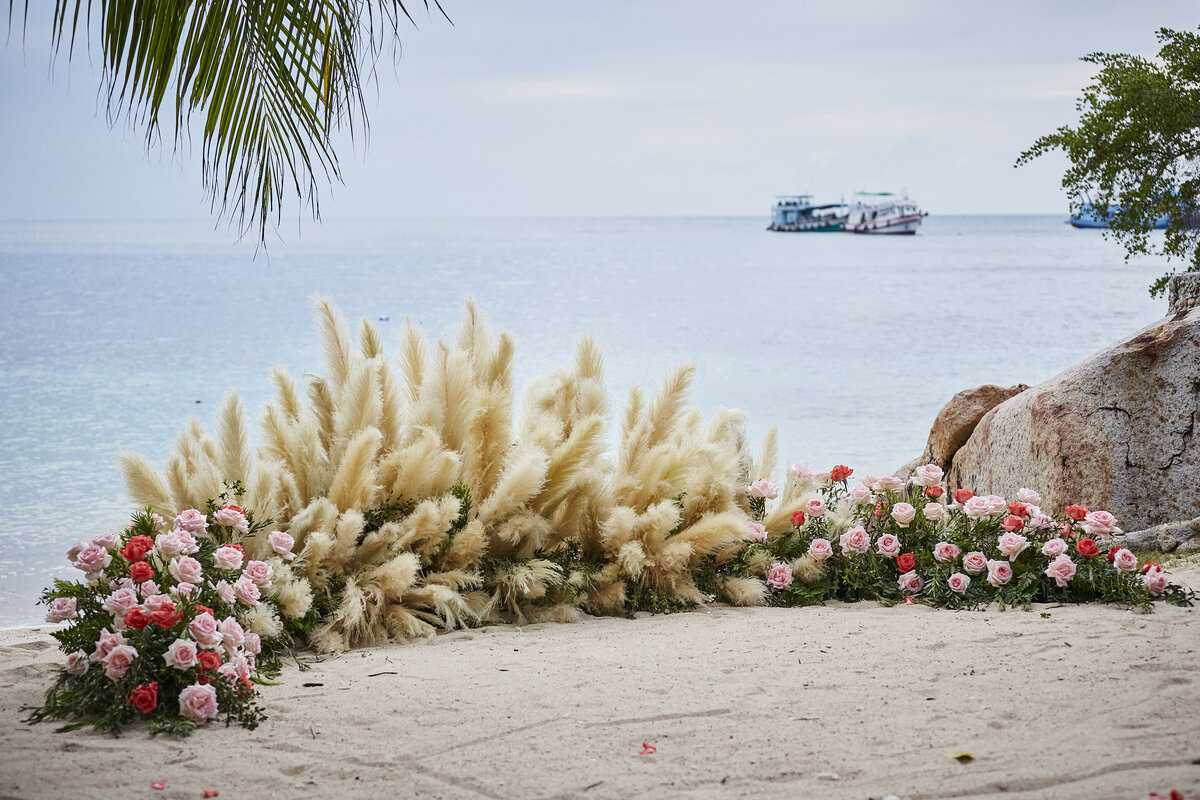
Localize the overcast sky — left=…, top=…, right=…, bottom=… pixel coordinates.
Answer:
left=3, top=0, right=1199, bottom=224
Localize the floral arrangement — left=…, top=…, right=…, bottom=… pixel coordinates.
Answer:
left=731, top=464, right=1192, bottom=610
left=29, top=502, right=296, bottom=736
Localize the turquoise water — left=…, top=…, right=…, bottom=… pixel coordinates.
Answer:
left=0, top=215, right=1166, bottom=625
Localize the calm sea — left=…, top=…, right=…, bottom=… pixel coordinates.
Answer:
left=0, top=215, right=1167, bottom=626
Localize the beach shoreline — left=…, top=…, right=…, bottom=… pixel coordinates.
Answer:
left=2, top=559, right=1198, bottom=800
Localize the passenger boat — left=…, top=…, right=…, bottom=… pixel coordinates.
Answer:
left=1070, top=194, right=1169, bottom=229
left=767, top=195, right=848, bottom=232
left=844, top=192, right=925, bottom=235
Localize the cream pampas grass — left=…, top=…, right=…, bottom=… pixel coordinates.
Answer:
left=122, top=295, right=796, bottom=651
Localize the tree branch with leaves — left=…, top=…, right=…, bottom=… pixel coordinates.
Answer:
left=13, top=0, right=448, bottom=243
left=1017, top=26, right=1200, bottom=296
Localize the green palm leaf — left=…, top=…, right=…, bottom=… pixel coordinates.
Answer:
left=24, top=0, right=448, bottom=242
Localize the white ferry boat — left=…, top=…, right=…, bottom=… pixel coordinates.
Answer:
left=844, top=192, right=926, bottom=235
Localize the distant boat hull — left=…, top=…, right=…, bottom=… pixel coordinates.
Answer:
left=844, top=213, right=923, bottom=234
left=1070, top=201, right=1169, bottom=229
left=767, top=218, right=846, bottom=232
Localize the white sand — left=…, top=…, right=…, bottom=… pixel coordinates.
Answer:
left=2, top=564, right=1199, bottom=800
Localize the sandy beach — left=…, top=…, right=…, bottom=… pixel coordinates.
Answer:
left=2, top=561, right=1198, bottom=800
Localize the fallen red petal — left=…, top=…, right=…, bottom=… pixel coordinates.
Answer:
left=150, top=783, right=165, bottom=790
left=903, top=596, right=915, bottom=605
left=204, top=792, right=220, bottom=798
left=639, top=741, right=657, bottom=754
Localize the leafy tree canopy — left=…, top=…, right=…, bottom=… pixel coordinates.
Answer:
left=10, top=1, right=447, bottom=244
left=1018, top=26, right=1200, bottom=296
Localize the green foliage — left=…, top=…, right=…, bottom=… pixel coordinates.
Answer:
left=21, top=1, right=449, bottom=243
left=1018, top=26, right=1200, bottom=295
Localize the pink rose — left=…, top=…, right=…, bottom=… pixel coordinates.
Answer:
left=218, top=616, right=245, bottom=652
left=174, top=509, right=208, bottom=534
left=812, top=471, right=833, bottom=488
left=876, top=533, right=901, bottom=558
left=234, top=575, right=261, bottom=607
left=214, top=580, right=236, bottom=604
left=875, top=475, right=904, bottom=492
left=178, top=683, right=219, bottom=721
left=45, top=597, right=77, bottom=623
left=226, top=650, right=251, bottom=679
left=924, top=502, right=945, bottom=521
left=89, top=629, right=126, bottom=662
left=1029, top=513, right=1056, bottom=530
left=155, top=531, right=186, bottom=559
left=849, top=485, right=874, bottom=505
left=765, top=562, right=793, bottom=589
left=169, top=556, right=203, bottom=585
left=1143, top=566, right=1168, bottom=596
left=163, top=639, right=199, bottom=670
left=213, top=546, right=245, bottom=571
left=1017, top=488, right=1042, bottom=506
left=911, top=464, right=944, bottom=488
left=962, top=496, right=992, bottom=520
left=242, top=560, right=273, bottom=587
left=947, top=572, right=971, bottom=594
left=808, top=538, right=833, bottom=561
left=986, top=559, right=1013, bottom=587
left=1081, top=510, right=1121, bottom=537
left=189, top=612, right=223, bottom=648
left=1041, top=538, right=1068, bottom=558
left=962, top=551, right=987, bottom=574
left=150, top=513, right=168, bottom=533
left=65, top=650, right=89, bottom=675
left=984, top=495, right=1008, bottom=517
left=139, top=580, right=159, bottom=598
left=268, top=531, right=295, bottom=560
left=171, top=582, right=195, bottom=598
left=839, top=526, right=870, bottom=554
left=749, top=479, right=778, bottom=499
left=805, top=499, right=826, bottom=517
left=143, top=593, right=172, bottom=613
left=890, top=503, right=916, bottom=526
left=997, top=532, right=1030, bottom=561
left=243, top=632, right=262, bottom=655
left=66, top=540, right=88, bottom=562
left=933, top=541, right=961, bottom=563
left=788, top=464, right=814, bottom=483
left=214, top=506, right=250, bottom=534
left=91, top=531, right=121, bottom=551
left=1044, top=553, right=1077, bottom=587
left=744, top=522, right=768, bottom=543
left=109, top=577, right=134, bottom=593
left=897, top=571, right=924, bottom=594
left=1111, top=548, right=1138, bottom=573
left=102, top=643, right=138, bottom=680
left=73, top=544, right=112, bottom=575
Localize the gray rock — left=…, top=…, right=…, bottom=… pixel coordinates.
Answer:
left=949, top=307, right=1200, bottom=533
left=1121, top=517, right=1200, bottom=553
left=1168, top=272, right=1200, bottom=315
left=918, top=384, right=1028, bottom=472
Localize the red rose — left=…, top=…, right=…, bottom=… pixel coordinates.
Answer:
left=234, top=675, right=255, bottom=700
left=953, top=488, right=974, bottom=504
left=124, top=607, right=152, bottom=630
left=220, top=504, right=245, bottom=515
left=790, top=511, right=806, bottom=527
left=923, top=486, right=944, bottom=499
left=1059, top=522, right=1075, bottom=539
left=121, top=535, right=154, bottom=563
left=897, top=553, right=916, bottom=572
left=195, top=650, right=223, bottom=684
left=1106, top=547, right=1119, bottom=563
left=151, top=601, right=181, bottom=629
left=1001, top=515, right=1025, bottom=532
left=1007, top=502, right=1029, bottom=517
left=227, top=543, right=245, bottom=555
left=829, top=465, right=853, bottom=483
left=193, top=604, right=215, bottom=618
left=874, top=502, right=884, bottom=517
left=1142, top=562, right=1161, bottom=575
left=129, top=561, right=154, bottom=583
left=126, top=681, right=158, bottom=714
left=1076, top=538, right=1100, bottom=558
left=1066, top=504, right=1089, bottom=522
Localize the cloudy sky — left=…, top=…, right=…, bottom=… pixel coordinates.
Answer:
left=3, top=0, right=1199, bottom=223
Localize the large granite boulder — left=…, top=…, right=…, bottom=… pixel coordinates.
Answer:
left=948, top=301, right=1200, bottom=535
left=919, top=384, right=1028, bottom=472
